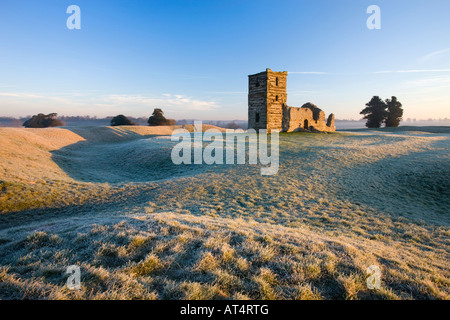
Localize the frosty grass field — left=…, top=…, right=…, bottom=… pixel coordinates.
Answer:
left=0, top=125, right=449, bottom=299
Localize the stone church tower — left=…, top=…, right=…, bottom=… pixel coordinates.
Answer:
left=248, top=68, right=288, bottom=132
left=248, top=68, right=335, bottom=133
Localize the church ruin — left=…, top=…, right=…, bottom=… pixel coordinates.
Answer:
left=248, top=68, right=335, bottom=133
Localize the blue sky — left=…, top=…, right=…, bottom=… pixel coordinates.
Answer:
left=0, top=0, right=449, bottom=120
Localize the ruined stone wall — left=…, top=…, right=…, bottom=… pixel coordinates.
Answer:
left=283, top=106, right=336, bottom=132
left=326, top=114, right=335, bottom=131
left=282, top=106, right=313, bottom=132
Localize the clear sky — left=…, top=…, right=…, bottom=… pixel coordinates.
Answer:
left=0, top=0, right=449, bottom=120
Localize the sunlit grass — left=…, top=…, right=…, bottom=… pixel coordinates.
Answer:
left=0, top=126, right=449, bottom=299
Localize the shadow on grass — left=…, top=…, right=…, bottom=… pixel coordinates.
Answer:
left=50, top=126, right=203, bottom=183
left=50, top=126, right=259, bottom=184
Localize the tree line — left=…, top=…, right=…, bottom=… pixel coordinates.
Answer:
left=20, top=100, right=404, bottom=129
left=22, top=108, right=175, bottom=128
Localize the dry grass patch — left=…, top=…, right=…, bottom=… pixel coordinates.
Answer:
left=129, top=254, right=163, bottom=277
left=195, top=252, right=219, bottom=273
left=295, top=283, right=324, bottom=300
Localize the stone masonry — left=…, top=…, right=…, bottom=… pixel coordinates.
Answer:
left=248, top=68, right=335, bottom=133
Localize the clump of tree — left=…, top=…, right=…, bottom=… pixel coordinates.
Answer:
left=22, top=113, right=64, bottom=128
left=385, top=96, right=403, bottom=127
left=110, top=114, right=136, bottom=126
left=360, top=96, right=403, bottom=128
left=360, top=96, right=386, bottom=128
left=148, top=108, right=175, bottom=126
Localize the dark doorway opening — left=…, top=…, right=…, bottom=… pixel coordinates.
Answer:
left=304, top=119, right=309, bottom=129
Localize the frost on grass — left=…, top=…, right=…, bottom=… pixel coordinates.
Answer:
left=0, top=127, right=449, bottom=299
